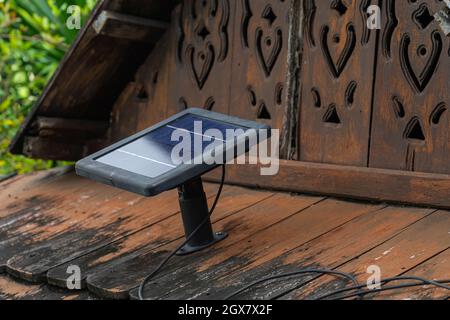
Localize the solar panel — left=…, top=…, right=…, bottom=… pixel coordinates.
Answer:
left=76, top=108, right=270, bottom=197
left=76, top=108, right=271, bottom=255
left=95, top=114, right=244, bottom=179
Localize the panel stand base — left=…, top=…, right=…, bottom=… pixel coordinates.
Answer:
left=176, top=177, right=227, bottom=256
left=176, top=231, right=228, bottom=256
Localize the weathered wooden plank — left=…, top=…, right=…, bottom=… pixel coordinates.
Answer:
left=150, top=205, right=431, bottom=300
left=0, top=174, right=124, bottom=275
left=86, top=193, right=323, bottom=299
left=23, top=137, right=88, bottom=161
left=374, top=249, right=450, bottom=300
left=3, top=179, right=218, bottom=282
left=206, top=160, right=450, bottom=210
left=128, top=198, right=384, bottom=300
left=0, top=167, right=72, bottom=212
left=46, top=186, right=272, bottom=290
left=93, top=10, right=168, bottom=43
left=29, top=117, right=109, bottom=140
left=0, top=275, right=93, bottom=300
left=284, top=210, right=449, bottom=300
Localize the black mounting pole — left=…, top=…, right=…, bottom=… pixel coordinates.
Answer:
left=176, top=177, right=228, bottom=256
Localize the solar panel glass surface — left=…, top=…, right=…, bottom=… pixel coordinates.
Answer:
left=96, top=114, right=248, bottom=178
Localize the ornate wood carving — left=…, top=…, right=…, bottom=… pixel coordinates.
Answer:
left=229, top=0, right=291, bottom=130
left=370, top=1, right=450, bottom=174
left=109, top=0, right=292, bottom=142
left=166, top=0, right=235, bottom=116
left=298, top=0, right=379, bottom=166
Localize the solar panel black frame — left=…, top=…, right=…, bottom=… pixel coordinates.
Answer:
left=76, top=108, right=271, bottom=197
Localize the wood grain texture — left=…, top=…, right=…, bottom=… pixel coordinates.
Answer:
left=229, top=0, right=292, bottom=131
left=92, top=10, right=169, bottom=43
left=155, top=205, right=429, bottom=300
left=129, top=198, right=381, bottom=300
left=46, top=187, right=271, bottom=289
left=225, top=205, right=432, bottom=300
left=370, top=1, right=450, bottom=174
left=0, top=275, right=94, bottom=300
left=374, top=249, right=450, bottom=300
left=298, top=0, right=379, bottom=166
left=2, top=180, right=218, bottom=282
left=0, top=173, right=123, bottom=277
left=284, top=210, right=450, bottom=300
left=166, top=1, right=235, bottom=116
left=0, top=168, right=216, bottom=280
left=108, top=28, right=175, bottom=141
left=29, top=117, right=109, bottom=141
left=206, top=160, right=450, bottom=210
left=1, top=170, right=449, bottom=300
left=86, top=193, right=322, bottom=299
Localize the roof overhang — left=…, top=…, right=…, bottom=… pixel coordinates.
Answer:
left=9, top=0, right=179, bottom=160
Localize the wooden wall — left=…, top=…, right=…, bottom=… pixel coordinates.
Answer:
left=106, top=0, right=450, bottom=207
left=110, top=0, right=450, bottom=174
left=109, top=0, right=295, bottom=154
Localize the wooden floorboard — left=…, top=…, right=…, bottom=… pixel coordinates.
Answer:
left=198, top=206, right=433, bottom=300
left=373, top=248, right=450, bottom=300
left=0, top=172, right=102, bottom=273
left=1, top=170, right=449, bottom=300
left=283, top=210, right=449, bottom=300
left=0, top=274, right=94, bottom=300
left=46, top=186, right=272, bottom=290
left=129, top=199, right=385, bottom=300
left=0, top=169, right=216, bottom=281
left=86, top=193, right=324, bottom=299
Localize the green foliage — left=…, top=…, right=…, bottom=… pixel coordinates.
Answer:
left=0, top=0, right=97, bottom=175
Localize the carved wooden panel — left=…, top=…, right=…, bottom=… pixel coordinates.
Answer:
left=166, top=0, right=236, bottom=116
left=370, top=1, right=450, bottom=174
left=229, top=0, right=292, bottom=130
left=298, top=0, right=379, bottom=166
left=109, top=0, right=293, bottom=149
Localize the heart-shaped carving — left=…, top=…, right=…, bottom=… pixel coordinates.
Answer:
left=256, top=28, right=283, bottom=77
left=400, top=32, right=442, bottom=93
left=187, top=44, right=215, bottom=90
left=321, top=24, right=356, bottom=78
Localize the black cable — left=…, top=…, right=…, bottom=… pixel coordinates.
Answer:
left=224, top=269, right=362, bottom=300
left=138, top=165, right=226, bottom=300
left=317, top=276, right=450, bottom=300
left=324, top=277, right=450, bottom=300
left=332, top=282, right=450, bottom=300
left=225, top=269, right=450, bottom=301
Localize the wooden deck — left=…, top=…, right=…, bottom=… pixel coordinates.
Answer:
left=0, top=168, right=449, bottom=300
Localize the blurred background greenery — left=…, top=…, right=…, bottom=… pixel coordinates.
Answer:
left=0, top=0, right=97, bottom=176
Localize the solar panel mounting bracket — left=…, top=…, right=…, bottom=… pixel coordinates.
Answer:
left=176, top=177, right=228, bottom=255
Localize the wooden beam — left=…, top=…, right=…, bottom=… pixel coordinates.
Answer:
left=30, top=117, right=109, bottom=140
left=23, top=137, right=87, bottom=162
left=92, top=10, right=169, bottom=43
left=205, top=159, right=450, bottom=209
